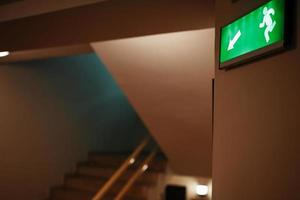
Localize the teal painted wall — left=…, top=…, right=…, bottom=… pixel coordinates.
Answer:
left=15, top=53, right=149, bottom=151
left=0, top=53, right=149, bottom=200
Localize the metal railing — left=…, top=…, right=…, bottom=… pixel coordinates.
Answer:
left=92, top=137, right=155, bottom=200
left=115, top=148, right=158, bottom=200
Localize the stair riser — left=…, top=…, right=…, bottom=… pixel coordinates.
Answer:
left=88, top=155, right=167, bottom=172
left=50, top=189, right=147, bottom=200
left=65, top=177, right=149, bottom=198
left=77, top=166, right=159, bottom=184
left=50, top=188, right=93, bottom=200
left=48, top=153, right=167, bottom=200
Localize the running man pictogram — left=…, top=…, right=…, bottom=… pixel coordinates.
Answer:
left=259, top=7, right=276, bottom=43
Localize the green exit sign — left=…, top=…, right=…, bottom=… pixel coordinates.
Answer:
left=219, top=0, right=286, bottom=69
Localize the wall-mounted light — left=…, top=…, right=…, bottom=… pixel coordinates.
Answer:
left=0, top=51, right=9, bottom=57
left=196, top=184, right=208, bottom=197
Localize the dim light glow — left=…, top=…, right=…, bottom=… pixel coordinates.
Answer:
left=142, top=164, right=148, bottom=171
left=196, top=184, right=208, bottom=196
left=0, top=51, right=9, bottom=57
left=129, top=158, right=135, bottom=164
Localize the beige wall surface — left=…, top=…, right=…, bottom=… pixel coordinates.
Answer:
left=0, top=0, right=214, bottom=52
left=92, top=29, right=215, bottom=177
left=0, top=44, right=93, bottom=63
left=0, top=53, right=148, bottom=200
left=0, top=0, right=107, bottom=22
left=213, top=1, right=300, bottom=200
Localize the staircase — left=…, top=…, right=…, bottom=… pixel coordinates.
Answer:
left=47, top=152, right=167, bottom=200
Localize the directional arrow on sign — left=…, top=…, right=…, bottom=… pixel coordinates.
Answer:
left=227, top=30, right=242, bottom=51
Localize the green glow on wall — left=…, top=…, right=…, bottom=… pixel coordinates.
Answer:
left=220, top=0, right=285, bottom=64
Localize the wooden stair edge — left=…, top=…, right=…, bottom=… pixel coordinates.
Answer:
left=88, top=151, right=167, bottom=161
left=76, top=160, right=167, bottom=173
left=63, top=173, right=156, bottom=190
left=47, top=151, right=168, bottom=200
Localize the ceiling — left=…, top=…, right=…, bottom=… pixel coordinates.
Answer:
left=0, top=0, right=108, bottom=22
left=0, top=0, right=214, bottom=58
left=0, top=0, right=22, bottom=6
left=0, top=44, right=93, bottom=64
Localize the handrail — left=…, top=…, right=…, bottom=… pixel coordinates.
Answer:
left=114, top=148, right=158, bottom=200
left=92, top=137, right=150, bottom=200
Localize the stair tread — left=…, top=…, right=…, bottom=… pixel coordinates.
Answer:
left=50, top=187, right=147, bottom=200
left=64, top=174, right=150, bottom=198
left=78, top=160, right=164, bottom=174
left=88, top=151, right=167, bottom=159
left=85, top=156, right=167, bottom=172
left=50, top=187, right=93, bottom=200
left=65, top=173, right=155, bottom=186
left=47, top=152, right=167, bottom=200
left=76, top=163, right=160, bottom=184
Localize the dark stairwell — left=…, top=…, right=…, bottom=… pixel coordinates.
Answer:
left=47, top=151, right=167, bottom=200
left=0, top=53, right=152, bottom=200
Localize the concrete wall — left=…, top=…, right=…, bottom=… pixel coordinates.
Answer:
left=213, top=1, right=300, bottom=200
left=0, top=53, right=148, bottom=200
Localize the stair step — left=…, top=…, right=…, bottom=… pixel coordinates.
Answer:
left=88, top=152, right=167, bottom=172
left=50, top=187, right=147, bottom=200
left=77, top=162, right=160, bottom=185
left=64, top=174, right=106, bottom=193
left=47, top=152, right=167, bottom=200
left=64, top=174, right=149, bottom=198
left=87, top=152, right=126, bottom=167
left=50, top=187, right=93, bottom=200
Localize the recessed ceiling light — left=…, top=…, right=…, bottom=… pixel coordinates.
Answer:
left=0, top=51, right=9, bottom=57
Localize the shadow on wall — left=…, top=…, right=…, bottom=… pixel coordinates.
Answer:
left=11, top=53, right=149, bottom=151
left=0, top=53, right=149, bottom=200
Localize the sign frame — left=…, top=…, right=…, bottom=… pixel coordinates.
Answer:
left=219, top=0, right=289, bottom=69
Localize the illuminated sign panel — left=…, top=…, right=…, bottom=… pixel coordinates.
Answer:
left=220, top=0, right=286, bottom=68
